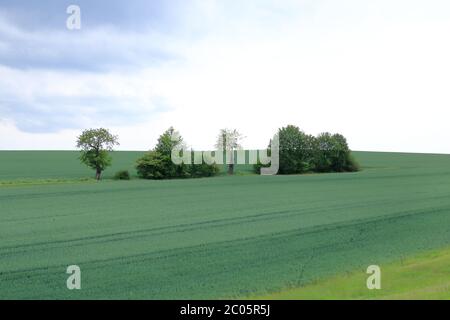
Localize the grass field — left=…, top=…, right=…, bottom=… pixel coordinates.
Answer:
left=253, top=246, right=450, bottom=299
left=0, top=151, right=254, bottom=184
left=0, top=151, right=144, bottom=181
left=0, top=151, right=450, bottom=299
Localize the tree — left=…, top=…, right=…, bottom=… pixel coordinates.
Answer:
left=313, top=133, right=359, bottom=172
left=278, top=125, right=315, bottom=174
left=136, top=127, right=189, bottom=179
left=136, top=127, right=219, bottom=180
left=136, top=151, right=167, bottom=179
left=215, top=129, right=244, bottom=175
left=76, top=128, right=119, bottom=180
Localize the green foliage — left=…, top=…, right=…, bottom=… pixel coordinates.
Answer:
left=136, top=127, right=218, bottom=180
left=263, top=125, right=359, bottom=175
left=253, top=148, right=270, bottom=174
left=114, top=170, right=131, bottom=180
left=79, top=149, right=112, bottom=173
left=253, top=161, right=265, bottom=174
left=136, top=151, right=178, bottom=179
left=278, top=125, right=315, bottom=174
left=313, top=133, right=359, bottom=172
left=189, top=163, right=220, bottom=178
left=136, top=127, right=189, bottom=179
left=76, top=128, right=119, bottom=180
left=155, top=127, right=183, bottom=155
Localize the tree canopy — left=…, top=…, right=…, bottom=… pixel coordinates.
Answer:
left=76, top=128, right=119, bottom=180
left=255, top=125, right=359, bottom=175
left=136, top=127, right=219, bottom=180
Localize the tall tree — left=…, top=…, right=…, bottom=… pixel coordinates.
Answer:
left=215, top=129, right=244, bottom=175
left=76, top=128, right=119, bottom=180
left=278, top=125, right=315, bottom=174
left=136, top=127, right=189, bottom=179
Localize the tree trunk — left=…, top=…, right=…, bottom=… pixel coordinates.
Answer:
left=95, top=168, right=102, bottom=180
left=227, top=149, right=235, bottom=175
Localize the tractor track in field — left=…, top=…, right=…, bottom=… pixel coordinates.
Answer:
left=1, top=193, right=449, bottom=256
left=1, top=204, right=448, bottom=278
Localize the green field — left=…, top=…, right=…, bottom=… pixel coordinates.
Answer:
left=0, top=151, right=144, bottom=181
left=0, top=151, right=254, bottom=184
left=253, top=246, right=450, bottom=299
left=0, top=151, right=450, bottom=299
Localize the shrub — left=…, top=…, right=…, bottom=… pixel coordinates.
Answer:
left=258, top=125, right=360, bottom=175
left=343, top=153, right=360, bottom=172
left=278, top=125, right=315, bottom=174
left=114, top=170, right=131, bottom=180
left=136, top=127, right=219, bottom=180
left=189, top=163, right=220, bottom=178
left=312, top=133, right=359, bottom=172
left=136, top=151, right=168, bottom=179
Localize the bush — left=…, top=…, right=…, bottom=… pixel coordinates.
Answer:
left=257, top=125, right=360, bottom=175
left=278, top=125, right=315, bottom=174
left=343, top=153, right=360, bottom=172
left=189, top=163, right=220, bottom=178
left=312, top=133, right=359, bottom=172
left=136, top=151, right=170, bottom=179
left=114, top=170, right=130, bottom=180
left=136, top=127, right=219, bottom=180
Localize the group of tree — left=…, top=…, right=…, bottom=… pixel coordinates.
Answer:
left=255, top=125, right=359, bottom=174
left=76, top=125, right=358, bottom=180
left=135, top=127, right=219, bottom=179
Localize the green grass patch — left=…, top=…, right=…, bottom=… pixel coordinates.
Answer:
left=250, top=246, right=450, bottom=300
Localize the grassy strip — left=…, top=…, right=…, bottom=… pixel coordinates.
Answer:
left=250, top=246, right=450, bottom=300
left=0, top=177, right=98, bottom=187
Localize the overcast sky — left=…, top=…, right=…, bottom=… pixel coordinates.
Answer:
left=1, top=0, right=450, bottom=152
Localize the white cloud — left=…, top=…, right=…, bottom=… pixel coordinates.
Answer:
left=1, top=0, right=450, bottom=152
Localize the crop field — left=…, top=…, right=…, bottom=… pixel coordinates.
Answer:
left=0, top=151, right=254, bottom=183
left=253, top=246, right=450, bottom=299
left=0, top=151, right=144, bottom=181
left=0, top=151, right=450, bottom=299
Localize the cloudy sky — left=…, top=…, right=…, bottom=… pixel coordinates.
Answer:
left=0, top=0, right=450, bottom=152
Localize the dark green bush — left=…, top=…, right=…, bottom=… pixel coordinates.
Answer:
left=257, top=125, right=359, bottom=175
left=278, top=125, right=315, bottom=174
left=136, top=151, right=171, bottom=179
left=312, top=133, right=359, bottom=172
left=114, top=170, right=130, bottom=180
left=136, top=127, right=219, bottom=180
left=189, top=163, right=220, bottom=178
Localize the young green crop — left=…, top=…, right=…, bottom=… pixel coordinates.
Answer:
left=0, top=151, right=449, bottom=299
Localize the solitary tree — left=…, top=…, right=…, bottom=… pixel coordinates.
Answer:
left=76, top=128, right=119, bottom=180
left=215, top=129, right=244, bottom=175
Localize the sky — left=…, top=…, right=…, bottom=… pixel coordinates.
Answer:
left=0, top=0, right=450, bottom=152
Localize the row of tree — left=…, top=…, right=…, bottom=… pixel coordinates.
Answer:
left=76, top=125, right=358, bottom=180
left=255, top=125, right=359, bottom=174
